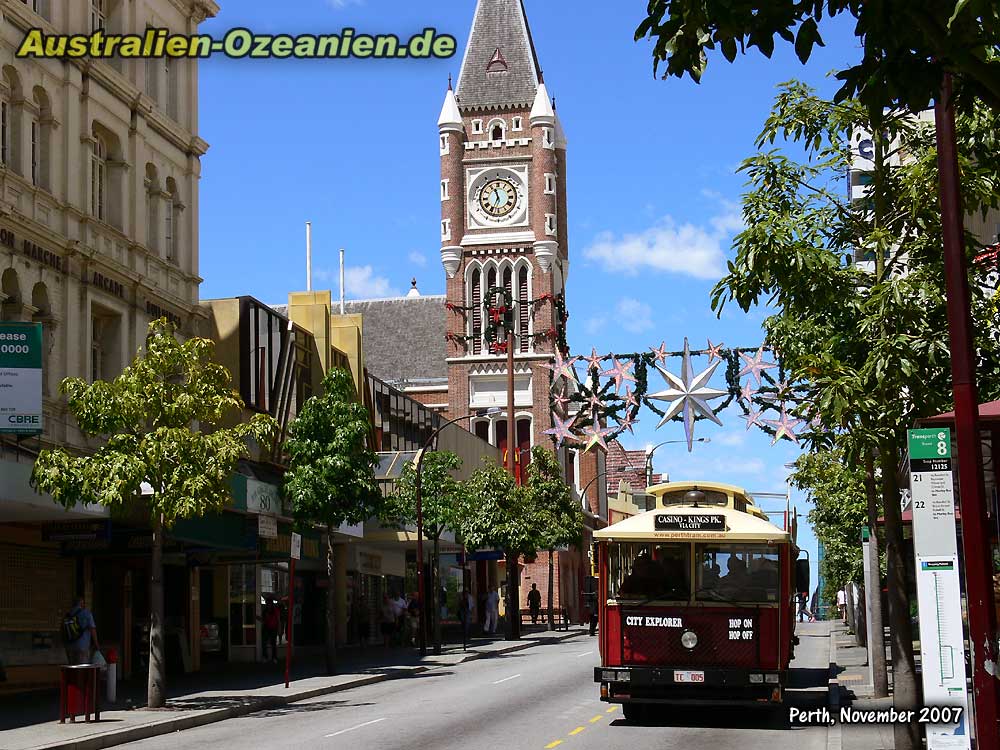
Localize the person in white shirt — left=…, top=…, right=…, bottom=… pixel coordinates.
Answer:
left=836, top=588, right=847, bottom=622
left=484, top=588, right=500, bottom=634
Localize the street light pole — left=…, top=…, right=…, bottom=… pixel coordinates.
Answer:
left=644, top=438, right=711, bottom=485
left=415, top=407, right=499, bottom=656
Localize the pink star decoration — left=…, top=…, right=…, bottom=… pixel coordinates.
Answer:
left=741, top=405, right=764, bottom=431
left=544, top=352, right=579, bottom=383
left=738, top=345, right=778, bottom=387
left=705, top=339, right=725, bottom=362
left=617, top=410, right=639, bottom=434
left=740, top=380, right=756, bottom=403
left=586, top=392, right=606, bottom=415
left=622, top=387, right=639, bottom=409
left=600, top=356, right=636, bottom=395
left=544, top=413, right=578, bottom=449
left=551, top=390, right=571, bottom=413
left=764, top=410, right=803, bottom=445
left=582, top=348, right=605, bottom=373
left=580, top=422, right=613, bottom=453
left=649, top=341, right=670, bottom=365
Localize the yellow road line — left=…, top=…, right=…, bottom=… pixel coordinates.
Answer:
left=605, top=706, right=618, bottom=713
left=569, top=727, right=586, bottom=736
left=545, top=742, right=563, bottom=749
left=589, top=715, right=603, bottom=723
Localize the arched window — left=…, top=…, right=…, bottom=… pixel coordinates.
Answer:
left=164, top=177, right=178, bottom=263
left=469, top=265, right=482, bottom=355
left=144, top=163, right=159, bottom=252
left=91, top=134, right=107, bottom=221
left=487, top=118, right=506, bottom=142
left=1, top=67, right=23, bottom=174
left=1, top=268, right=20, bottom=321
left=31, top=87, right=51, bottom=190
left=473, top=418, right=490, bottom=442
left=144, top=50, right=158, bottom=103
left=516, top=416, right=532, bottom=477
left=518, top=264, right=530, bottom=352
left=31, top=282, right=52, bottom=395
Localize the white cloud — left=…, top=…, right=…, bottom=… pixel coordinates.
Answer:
left=325, top=0, right=363, bottom=8
left=584, top=317, right=606, bottom=335
left=315, top=265, right=400, bottom=299
left=713, top=430, right=747, bottom=448
left=408, top=251, right=428, bottom=267
left=583, top=204, right=743, bottom=280
left=616, top=298, right=654, bottom=333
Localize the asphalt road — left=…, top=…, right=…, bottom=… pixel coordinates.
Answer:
left=120, top=626, right=830, bottom=750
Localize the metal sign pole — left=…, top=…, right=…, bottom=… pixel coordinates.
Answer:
left=286, top=533, right=301, bottom=689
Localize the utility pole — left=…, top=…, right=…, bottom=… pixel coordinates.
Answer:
left=505, top=328, right=520, bottom=640
left=863, top=452, right=889, bottom=698
left=935, top=73, right=999, bottom=750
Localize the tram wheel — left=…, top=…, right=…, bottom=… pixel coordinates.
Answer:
left=622, top=702, right=644, bottom=723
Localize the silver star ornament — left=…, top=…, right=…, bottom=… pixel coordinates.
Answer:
left=648, top=337, right=727, bottom=451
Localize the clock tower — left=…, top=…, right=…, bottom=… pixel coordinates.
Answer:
left=439, top=0, right=569, bottom=459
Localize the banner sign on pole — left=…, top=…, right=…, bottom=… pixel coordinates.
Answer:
left=908, top=428, right=970, bottom=750
left=290, top=532, right=301, bottom=561
left=258, top=514, right=278, bottom=539
left=0, top=322, right=43, bottom=434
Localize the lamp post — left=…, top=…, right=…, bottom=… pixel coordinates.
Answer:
left=644, top=438, right=711, bottom=486
left=415, top=406, right=500, bottom=656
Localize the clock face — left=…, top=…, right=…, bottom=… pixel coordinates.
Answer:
left=478, top=178, right=518, bottom=218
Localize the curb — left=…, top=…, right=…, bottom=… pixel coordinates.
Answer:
left=827, top=626, right=842, bottom=750
left=25, top=630, right=586, bottom=750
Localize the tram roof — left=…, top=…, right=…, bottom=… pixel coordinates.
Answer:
left=594, top=506, right=791, bottom=544
left=645, top=480, right=753, bottom=500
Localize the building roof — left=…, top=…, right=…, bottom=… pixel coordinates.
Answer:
left=920, top=399, right=1000, bottom=425
left=605, top=439, right=662, bottom=493
left=456, top=0, right=541, bottom=111
left=343, top=295, right=447, bottom=385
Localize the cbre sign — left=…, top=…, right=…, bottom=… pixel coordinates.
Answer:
left=0, top=322, right=43, bottom=435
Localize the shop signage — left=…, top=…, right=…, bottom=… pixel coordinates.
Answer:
left=258, top=514, right=278, bottom=539
left=654, top=514, right=725, bottom=532
left=145, top=301, right=182, bottom=326
left=290, top=532, right=301, bottom=560
left=246, top=478, right=280, bottom=516
left=0, top=226, right=65, bottom=273
left=907, top=428, right=969, bottom=750
left=42, top=519, right=111, bottom=542
left=0, top=322, right=43, bottom=434
left=90, top=271, right=125, bottom=299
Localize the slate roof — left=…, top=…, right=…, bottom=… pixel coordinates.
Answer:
left=456, top=0, right=541, bottom=111
left=343, top=296, right=447, bottom=385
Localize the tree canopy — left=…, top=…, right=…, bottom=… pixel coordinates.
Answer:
left=31, top=318, right=276, bottom=525
left=635, top=1, right=1000, bottom=114
left=383, top=450, right=465, bottom=542
left=460, top=458, right=532, bottom=555
left=523, top=447, right=582, bottom=552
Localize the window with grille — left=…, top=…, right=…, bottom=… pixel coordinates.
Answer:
left=164, top=191, right=174, bottom=261
left=470, top=267, right=482, bottom=355
left=91, top=137, right=107, bottom=221
left=518, top=266, right=529, bottom=352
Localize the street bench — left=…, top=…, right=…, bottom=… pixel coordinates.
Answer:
left=519, top=607, right=571, bottom=631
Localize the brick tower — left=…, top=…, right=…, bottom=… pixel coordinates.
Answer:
left=439, top=0, right=591, bottom=621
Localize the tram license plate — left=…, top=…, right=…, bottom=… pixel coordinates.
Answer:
left=673, top=670, right=705, bottom=683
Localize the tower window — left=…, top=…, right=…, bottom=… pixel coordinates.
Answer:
left=441, top=219, right=451, bottom=241
left=492, top=126, right=503, bottom=141
left=440, top=179, right=449, bottom=200
left=545, top=214, right=557, bottom=236
left=543, top=127, right=553, bottom=148
left=512, top=117, right=522, bottom=131
left=544, top=173, right=555, bottom=195
left=471, top=119, right=483, bottom=135
left=439, top=134, right=449, bottom=155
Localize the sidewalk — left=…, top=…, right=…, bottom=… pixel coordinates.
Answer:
left=828, top=621, right=895, bottom=750
left=0, top=627, right=587, bottom=750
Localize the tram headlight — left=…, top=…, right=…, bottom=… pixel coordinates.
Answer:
left=680, top=630, right=698, bottom=649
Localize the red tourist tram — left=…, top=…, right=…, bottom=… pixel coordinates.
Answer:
left=593, top=481, right=808, bottom=719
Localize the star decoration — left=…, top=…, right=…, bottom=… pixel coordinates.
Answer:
left=551, top=390, right=572, bottom=413
left=760, top=380, right=791, bottom=403
left=544, top=413, right=578, bottom=448
left=582, top=347, right=605, bottom=373
left=648, top=337, right=727, bottom=451
left=622, top=387, right=639, bottom=409
left=764, top=410, right=803, bottom=445
left=544, top=352, right=579, bottom=383
left=649, top=341, right=670, bottom=365
left=740, top=380, right=756, bottom=403
left=580, top=422, right=613, bottom=453
left=738, top=346, right=778, bottom=387
left=706, top=339, right=725, bottom=362
left=741, top=405, right=764, bottom=431
left=617, top=410, right=639, bottom=434
left=600, top=356, right=636, bottom=395
left=586, top=392, right=606, bottom=414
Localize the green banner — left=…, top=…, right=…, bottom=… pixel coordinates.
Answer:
left=907, top=427, right=951, bottom=460
left=0, top=322, right=42, bottom=368
left=0, top=321, right=43, bottom=434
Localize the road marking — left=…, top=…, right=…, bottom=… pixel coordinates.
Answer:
left=589, top=715, right=603, bottom=723
left=545, top=742, right=563, bottom=749
left=575, top=651, right=593, bottom=658
left=492, top=673, right=522, bottom=684
left=569, top=727, right=586, bottom=736
left=325, top=718, right=385, bottom=737
left=605, top=706, right=618, bottom=713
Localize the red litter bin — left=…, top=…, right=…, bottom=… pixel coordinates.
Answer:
left=59, top=664, right=101, bottom=723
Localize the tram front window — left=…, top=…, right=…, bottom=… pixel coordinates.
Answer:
left=610, top=542, right=690, bottom=601
left=696, top=544, right=779, bottom=603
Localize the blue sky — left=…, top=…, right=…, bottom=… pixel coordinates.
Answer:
left=197, top=1, right=864, bottom=587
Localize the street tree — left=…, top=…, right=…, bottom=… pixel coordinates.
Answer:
left=383, top=450, right=466, bottom=651
left=31, top=318, right=276, bottom=708
left=460, top=458, right=536, bottom=640
left=635, top=0, right=1000, bottom=114
left=521, top=447, right=583, bottom=631
left=710, top=83, right=1000, bottom=748
left=283, top=368, right=382, bottom=673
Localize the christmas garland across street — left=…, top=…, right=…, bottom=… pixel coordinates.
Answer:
left=545, top=338, right=818, bottom=452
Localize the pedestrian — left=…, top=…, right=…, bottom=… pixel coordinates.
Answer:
left=62, top=595, right=99, bottom=665
left=837, top=588, right=847, bottom=622
left=406, top=592, right=421, bottom=646
left=527, top=583, right=542, bottom=625
left=459, top=589, right=474, bottom=643
left=380, top=593, right=397, bottom=648
left=261, top=597, right=281, bottom=663
left=797, top=591, right=812, bottom=623
left=484, top=587, right=500, bottom=634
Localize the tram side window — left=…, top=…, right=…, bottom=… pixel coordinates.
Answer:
left=609, top=542, right=690, bottom=601
left=696, top=544, right=779, bottom=603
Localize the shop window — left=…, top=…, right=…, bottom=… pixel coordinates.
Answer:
left=229, top=563, right=257, bottom=648
left=91, top=309, right=121, bottom=382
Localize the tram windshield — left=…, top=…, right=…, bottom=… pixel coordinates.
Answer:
left=609, top=542, right=690, bottom=601
left=695, top=544, right=780, bottom=603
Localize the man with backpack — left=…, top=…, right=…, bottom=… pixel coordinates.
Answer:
left=63, top=595, right=99, bottom=665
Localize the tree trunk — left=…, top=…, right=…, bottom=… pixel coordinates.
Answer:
left=863, top=451, right=889, bottom=698
left=505, top=550, right=520, bottom=640
left=547, top=549, right=555, bottom=631
left=325, top=525, right=337, bottom=674
left=147, top=514, right=166, bottom=708
left=879, top=444, right=920, bottom=750
left=432, top=535, right=441, bottom=653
